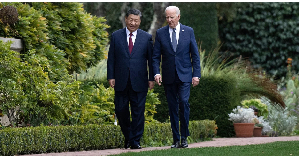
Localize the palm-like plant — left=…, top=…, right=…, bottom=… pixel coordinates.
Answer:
left=199, top=45, right=284, bottom=107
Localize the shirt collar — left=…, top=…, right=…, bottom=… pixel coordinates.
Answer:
left=169, top=23, right=180, bottom=32
left=126, top=27, right=138, bottom=37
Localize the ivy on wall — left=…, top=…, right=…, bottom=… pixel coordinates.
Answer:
left=219, top=2, right=299, bottom=78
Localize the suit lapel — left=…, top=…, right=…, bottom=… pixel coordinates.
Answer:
left=164, top=26, right=175, bottom=54
left=130, top=29, right=141, bottom=57
left=121, top=28, right=130, bottom=57
left=177, top=24, right=185, bottom=53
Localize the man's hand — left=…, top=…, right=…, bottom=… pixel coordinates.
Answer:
left=155, top=75, right=162, bottom=86
left=149, top=81, right=155, bottom=90
left=192, top=77, right=199, bottom=87
left=109, top=79, right=115, bottom=88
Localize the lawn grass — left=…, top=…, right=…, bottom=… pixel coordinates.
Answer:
left=112, top=141, right=299, bottom=156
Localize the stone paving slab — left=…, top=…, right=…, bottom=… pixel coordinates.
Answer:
left=20, top=136, right=299, bottom=156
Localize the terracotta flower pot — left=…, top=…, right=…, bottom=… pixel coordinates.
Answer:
left=253, top=127, right=262, bottom=137
left=233, top=123, right=255, bottom=137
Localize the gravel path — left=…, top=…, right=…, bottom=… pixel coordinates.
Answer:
left=21, top=136, right=299, bottom=156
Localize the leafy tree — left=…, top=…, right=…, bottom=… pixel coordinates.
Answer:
left=0, top=2, right=109, bottom=76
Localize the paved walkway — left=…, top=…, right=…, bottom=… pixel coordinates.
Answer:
left=21, top=136, right=299, bottom=156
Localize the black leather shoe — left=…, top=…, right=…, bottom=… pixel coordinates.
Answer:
left=130, top=144, right=142, bottom=149
left=124, top=140, right=130, bottom=149
left=181, top=138, right=188, bottom=148
left=171, top=141, right=181, bottom=148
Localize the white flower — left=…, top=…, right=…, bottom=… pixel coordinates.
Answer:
left=228, top=106, right=256, bottom=123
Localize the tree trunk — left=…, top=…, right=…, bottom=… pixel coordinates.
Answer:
left=119, top=2, right=128, bottom=28
left=6, top=108, right=16, bottom=127
left=148, top=2, right=171, bottom=39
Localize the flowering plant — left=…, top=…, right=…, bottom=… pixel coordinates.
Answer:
left=228, top=106, right=256, bottom=123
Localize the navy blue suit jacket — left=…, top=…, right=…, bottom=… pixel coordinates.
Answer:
left=152, top=24, right=201, bottom=84
left=107, top=28, right=154, bottom=92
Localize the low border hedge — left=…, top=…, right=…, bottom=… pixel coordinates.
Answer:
left=0, top=120, right=216, bottom=155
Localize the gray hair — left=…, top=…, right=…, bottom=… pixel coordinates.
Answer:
left=165, top=6, right=180, bottom=15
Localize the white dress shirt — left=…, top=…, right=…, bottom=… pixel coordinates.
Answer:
left=126, top=27, right=137, bottom=46
left=169, top=23, right=180, bottom=44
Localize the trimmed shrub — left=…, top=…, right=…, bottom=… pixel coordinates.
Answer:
left=189, top=76, right=240, bottom=137
left=0, top=120, right=216, bottom=155
left=154, top=75, right=240, bottom=137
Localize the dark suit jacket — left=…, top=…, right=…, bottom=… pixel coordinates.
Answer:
left=152, top=24, right=201, bottom=84
left=107, top=28, right=154, bottom=92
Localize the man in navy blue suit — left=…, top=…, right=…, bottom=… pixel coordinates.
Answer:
left=153, top=6, right=201, bottom=148
left=107, top=9, right=154, bottom=149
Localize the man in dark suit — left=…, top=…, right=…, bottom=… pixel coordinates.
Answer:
left=107, top=9, right=154, bottom=149
left=152, top=6, right=201, bottom=148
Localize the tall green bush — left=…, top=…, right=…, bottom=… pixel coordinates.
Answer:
left=0, top=2, right=109, bottom=77
left=0, top=2, right=110, bottom=126
left=0, top=40, right=81, bottom=127
left=219, top=2, right=299, bottom=78
left=28, top=2, right=109, bottom=73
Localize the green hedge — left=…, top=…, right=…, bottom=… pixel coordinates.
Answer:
left=0, top=120, right=216, bottom=155
left=154, top=76, right=240, bottom=137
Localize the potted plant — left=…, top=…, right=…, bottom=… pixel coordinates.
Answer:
left=228, top=106, right=256, bottom=137
left=253, top=118, right=263, bottom=137
left=241, top=99, right=269, bottom=118
left=257, top=116, right=273, bottom=137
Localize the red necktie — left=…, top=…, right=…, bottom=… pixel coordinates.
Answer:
left=129, top=33, right=133, bottom=54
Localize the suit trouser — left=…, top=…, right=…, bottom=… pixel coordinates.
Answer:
left=163, top=72, right=191, bottom=142
left=114, top=78, right=147, bottom=146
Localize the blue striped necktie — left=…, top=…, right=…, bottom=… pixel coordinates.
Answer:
left=172, top=28, right=177, bottom=52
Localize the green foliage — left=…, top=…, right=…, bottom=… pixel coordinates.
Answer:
left=0, top=120, right=216, bottom=155
left=28, top=2, right=110, bottom=73
left=274, top=68, right=299, bottom=134
left=176, top=2, right=218, bottom=52
left=75, top=58, right=161, bottom=124
left=0, top=2, right=109, bottom=77
left=277, top=73, right=299, bottom=118
left=262, top=97, right=298, bottom=136
left=145, top=89, right=161, bottom=123
left=63, top=81, right=160, bottom=125
left=0, top=39, right=82, bottom=127
left=0, top=40, right=25, bottom=126
left=219, top=2, right=299, bottom=78
left=0, top=2, right=69, bottom=81
left=241, top=99, right=269, bottom=118
left=190, top=76, right=240, bottom=137
left=0, top=2, right=111, bottom=127
left=75, top=59, right=108, bottom=82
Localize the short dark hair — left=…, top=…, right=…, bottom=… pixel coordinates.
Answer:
left=126, top=9, right=142, bottom=17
